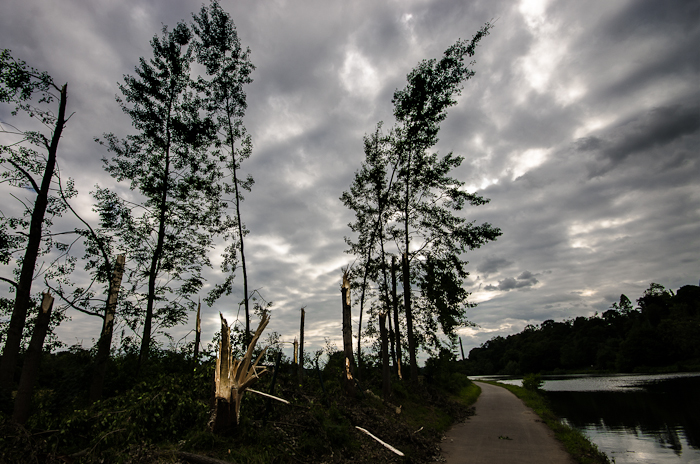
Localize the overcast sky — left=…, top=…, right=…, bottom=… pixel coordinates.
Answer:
left=2, top=0, right=698, bottom=362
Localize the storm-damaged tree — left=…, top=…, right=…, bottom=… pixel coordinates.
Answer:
left=390, top=24, right=501, bottom=381
left=38, top=172, right=130, bottom=402
left=96, top=22, right=224, bottom=369
left=0, top=50, right=75, bottom=394
left=342, top=25, right=501, bottom=383
left=341, top=123, right=400, bottom=373
left=192, top=1, right=256, bottom=348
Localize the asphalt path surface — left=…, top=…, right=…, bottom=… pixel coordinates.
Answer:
left=438, top=381, right=575, bottom=464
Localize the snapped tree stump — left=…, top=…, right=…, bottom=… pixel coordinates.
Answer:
left=209, top=313, right=269, bottom=432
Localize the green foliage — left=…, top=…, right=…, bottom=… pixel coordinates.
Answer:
left=0, top=49, right=77, bottom=392
left=192, top=1, right=256, bottom=325
left=424, top=347, right=471, bottom=394
left=56, top=372, right=209, bottom=453
left=95, top=19, right=229, bottom=363
left=522, top=373, right=543, bottom=391
left=467, top=284, right=700, bottom=375
left=341, top=25, right=501, bottom=371
left=0, top=49, right=75, bottom=283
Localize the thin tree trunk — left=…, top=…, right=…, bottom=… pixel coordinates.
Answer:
left=341, top=272, right=355, bottom=371
left=356, top=264, right=370, bottom=377
left=387, top=302, right=397, bottom=373
left=230, top=138, right=249, bottom=348
left=392, top=256, right=403, bottom=379
left=377, top=226, right=395, bottom=374
left=89, top=255, right=126, bottom=403
left=0, top=84, right=67, bottom=394
left=402, top=253, right=418, bottom=383
left=379, top=312, right=391, bottom=401
left=139, top=92, right=174, bottom=369
left=402, top=137, right=419, bottom=383
left=13, top=292, right=54, bottom=424
left=298, top=308, right=305, bottom=383
left=459, top=337, right=465, bottom=361
left=193, top=300, right=201, bottom=365
left=263, top=351, right=282, bottom=425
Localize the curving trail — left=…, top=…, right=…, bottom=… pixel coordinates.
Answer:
left=438, top=381, right=575, bottom=464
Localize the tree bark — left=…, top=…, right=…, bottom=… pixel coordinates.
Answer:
left=90, top=254, right=126, bottom=403
left=379, top=312, right=391, bottom=401
left=0, top=84, right=67, bottom=394
left=13, top=292, right=54, bottom=424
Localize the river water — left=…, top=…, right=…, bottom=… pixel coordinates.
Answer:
left=472, top=373, right=700, bottom=464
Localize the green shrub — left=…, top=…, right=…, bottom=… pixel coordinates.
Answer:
left=522, top=373, right=543, bottom=391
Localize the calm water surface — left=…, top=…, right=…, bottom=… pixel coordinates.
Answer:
left=473, top=373, right=700, bottom=464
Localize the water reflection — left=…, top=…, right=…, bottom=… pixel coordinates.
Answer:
left=474, top=373, right=700, bottom=463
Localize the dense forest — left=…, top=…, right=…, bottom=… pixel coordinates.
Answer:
left=464, top=283, right=700, bottom=375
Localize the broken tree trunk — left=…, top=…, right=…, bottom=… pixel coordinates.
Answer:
left=13, top=291, right=54, bottom=424
left=379, top=312, right=391, bottom=401
left=341, top=271, right=356, bottom=395
left=298, top=308, right=305, bottom=384
left=293, top=338, right=298, bottom=365
left=341, top=272, right=355, bottom=369
left=0, top=84, right=68, bottom=396
left=209, top=313, right=269, bottom=432
left=89, top=254, right=126, bottom=403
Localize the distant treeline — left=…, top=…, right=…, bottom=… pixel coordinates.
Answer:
left=465, top=283, right=700, bottom=375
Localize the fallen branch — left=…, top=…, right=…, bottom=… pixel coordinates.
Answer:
left=355, top=426, right=404, bottom=456
left=247, top=388, right=290, bottom=404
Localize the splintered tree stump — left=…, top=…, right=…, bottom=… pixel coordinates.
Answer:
left=209, top=313, right=269, bottom=433
left=341, top=271, right=356, bottom=395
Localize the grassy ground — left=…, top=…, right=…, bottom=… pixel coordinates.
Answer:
left=484, top=381, right=612, bottom=464
left=456, top=382, right=481, bottom=407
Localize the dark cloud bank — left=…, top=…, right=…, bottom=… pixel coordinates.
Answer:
left=1, top=0, right=698, bottom=359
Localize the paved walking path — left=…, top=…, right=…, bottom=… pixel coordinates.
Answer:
left=437, top=381, right=575, bottom=464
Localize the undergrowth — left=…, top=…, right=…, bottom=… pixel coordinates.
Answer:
left=0, top=349, right=478, bottom=464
